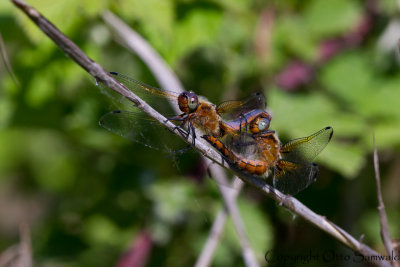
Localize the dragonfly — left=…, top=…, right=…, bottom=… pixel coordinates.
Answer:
left=99, top=72, right=271, bottom=150
left=202, top=114, right=333, bottom=195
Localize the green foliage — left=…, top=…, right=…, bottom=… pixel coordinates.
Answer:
left=1, top=0, right=399, bottom=266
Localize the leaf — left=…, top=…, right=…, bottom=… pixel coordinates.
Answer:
left=320, top=52, right=376, bottom=110
left=147, top=180, right=198, bottom=224
left=319, top=141, right=365, bottom=178
left=116, top=0, right=175, bottom=61
left=369, top=121, right=400, bottom=150
left=273, top=17, right=318, bottom=62
left=83, top=215, right=134, bottom=246
left=172, top=9, right=223, bottom=64
left=15, top=0, right=84, bottom=43
left=304, top=0, right=361, bottom=38
left=25, top=69, right=56, bottom=107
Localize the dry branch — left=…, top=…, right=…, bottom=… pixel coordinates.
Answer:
left=10, top=1, right=392, bottom=266
left=374, top=135, right=397, bottom=266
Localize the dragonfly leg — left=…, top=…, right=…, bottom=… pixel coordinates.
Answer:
left=192, top=126, right=196, bottom=146
left=182, top=119, right=196, bottom=146
left=175, top=125, right=189, bottom=139
left=167, top=113, right=188, bottom=122
left=181, top=119, right=192, bottom=139
left=165, top=113, right=191, bottom=139
left=171, top=117, right=190, bottom=139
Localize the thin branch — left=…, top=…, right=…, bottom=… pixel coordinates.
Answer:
left=0, top=223, right=32, bottom=267
left=195, top=176, right=244, bottom=267
left=101, top=11, right=256, bottom=267
left=0, top=245, right=20, bottom=267
left=0, top=32, right=20, bottom=87
left=373, top=135, right=395, bottom=262
left=10, top=1, right=392, bottom=266
left=19, top=222, right=32, bottom=267
left=206, top=162, right=256, bottom=266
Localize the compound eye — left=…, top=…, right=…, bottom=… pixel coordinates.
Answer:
left=257, top=118, right=270, bottom=132
left=187, top=93, right=199, bottom=111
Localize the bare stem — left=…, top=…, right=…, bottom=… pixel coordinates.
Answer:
left=9, top=1, right=392, bottom=266
left=373, top=134, right=396, bottom=265
left=195, top=176, right=244, bottom=267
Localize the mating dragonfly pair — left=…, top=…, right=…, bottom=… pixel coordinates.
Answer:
left=100, top=72, right=333, bottom=195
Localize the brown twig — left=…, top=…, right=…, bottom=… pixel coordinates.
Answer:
left=373, top=134, right=396, bottom=265
left=0, top=32, right=20, bottom=87
left=101, top=11, right=257, bottom=267
left=19, top=222, right=32, bottom=267
left=206, top=162, right=255, bottom=266
left=10, top=1, right=392, bottom=266
left=195, top=176, right=244, bottom=267
left=0, top=223, right=32, bottom=267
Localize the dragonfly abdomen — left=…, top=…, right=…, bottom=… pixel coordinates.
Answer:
left=203, top=135, right=268, bottom=176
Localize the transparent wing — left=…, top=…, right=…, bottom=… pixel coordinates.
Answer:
left=273, top=161, right=319, bottom=195
left=225, top=132, right=258, bottom=158
left=280, top=126, right=333, bottom=163
left=97, top=72, right=179, bottom=111
left=109, top=72, right=179, bottom=101
left=99, top=110, right=185, bottom=152
left=217, top=92, right=266, bottom=120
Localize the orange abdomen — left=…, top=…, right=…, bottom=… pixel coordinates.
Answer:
left=203, top=136, right=268, bottom=175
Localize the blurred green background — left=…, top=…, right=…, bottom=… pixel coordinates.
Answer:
left=1, top=0, right=400, bottom=266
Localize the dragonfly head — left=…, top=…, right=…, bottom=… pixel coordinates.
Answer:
left=249, top=112, right=272, bottom=134
left=178, top=92, right=199, bottom=113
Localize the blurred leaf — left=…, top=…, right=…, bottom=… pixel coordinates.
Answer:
left=172, top=9, right=223, bottom=64
left=83, top=215, right=134, bottom=246
left=268, top=89, right=339, bottom=137
left=379, top=0, right=399, bottom=16
left=273, top=17, right=317, bottom=61
left=16, top=0, right=86, bottom=43
left=320, top=52, right=375, bottom=110
left=81, top=0, right=108, bottom=17
left=116, top=0, right=174, bottom=60
left=28, top=130, right=77, bottom=191
left=213, top=0, right=252, bottom=13
left=0, top=130, right=25, bottom=177
left=319, top=140, right=365, bottom=178
left=147, top=179, right=198, bottom=224
left=25, top=71, right=56, bottom=107
left=0, top=87, right=15, bottom=128
left=304, top=0, right=361, bottom=38
left=370, top=121, right=400, bottom=150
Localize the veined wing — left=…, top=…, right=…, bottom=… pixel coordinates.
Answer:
left=100, top=110, right=242, bottom=190
left=224, top=131, right=259, bottom=158
left=217, top=92, right=266, bottom=120
left=99, top=109, right=187, bottom=152
left=280, top=126, right=333, bottom=163
left=109, top=72, right=180, bottom=101
left=273, top=160, right=319, bottom=195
